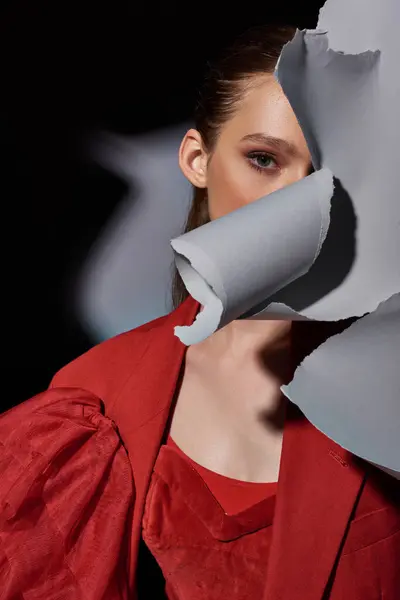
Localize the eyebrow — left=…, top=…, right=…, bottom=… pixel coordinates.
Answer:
left=240, top=133, right=301, bottom=157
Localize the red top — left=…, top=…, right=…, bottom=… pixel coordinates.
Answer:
left=142, top=440, right=278, bottom=600
left=166, top=435, right=278, bottom=515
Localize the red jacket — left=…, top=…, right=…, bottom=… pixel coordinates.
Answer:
left=0, top=294, right=399, bottom=599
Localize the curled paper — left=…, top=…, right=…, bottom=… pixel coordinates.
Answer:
left=172, top=168, right=334, bottom=345
left=171, top=0, right=400, bottom=477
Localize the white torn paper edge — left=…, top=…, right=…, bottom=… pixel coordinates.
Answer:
left=171, top=0, right=400, bottom=478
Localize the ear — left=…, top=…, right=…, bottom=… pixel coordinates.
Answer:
left=178, top=128, right=208, bottom=188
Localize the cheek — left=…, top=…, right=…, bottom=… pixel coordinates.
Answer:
left=206, top=152, right=290, bottom=221
left=206, top=154, right=260, bottom=220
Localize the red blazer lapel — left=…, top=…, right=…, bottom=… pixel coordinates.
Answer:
left=264, top=401, right=367, bottom=600
left=108, top=295, right=201, bottom=593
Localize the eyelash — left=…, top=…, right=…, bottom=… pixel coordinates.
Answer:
left=246, top=151, right=280, bottom=174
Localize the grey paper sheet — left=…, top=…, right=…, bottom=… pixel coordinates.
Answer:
left=171, top=0, right=400, bottom=477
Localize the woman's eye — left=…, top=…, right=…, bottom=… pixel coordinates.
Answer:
left=247, top=152, right=278, bottom=171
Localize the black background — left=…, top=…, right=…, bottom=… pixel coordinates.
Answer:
left=0, top=1, right=323, bottom=409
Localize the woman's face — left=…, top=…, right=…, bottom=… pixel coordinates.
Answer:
left=179, top=74, right=313, bottom=220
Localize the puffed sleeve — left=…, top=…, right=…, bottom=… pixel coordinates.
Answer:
left=0, top=387, right=134, bottom=599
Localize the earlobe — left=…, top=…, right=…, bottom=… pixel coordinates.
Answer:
left=179, top=128, right=208, bottom=188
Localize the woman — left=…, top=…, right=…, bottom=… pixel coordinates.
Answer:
left=1, top=24, right=399, bottom=600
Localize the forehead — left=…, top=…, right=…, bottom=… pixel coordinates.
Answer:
left=219, top=74, right=307, bottom=147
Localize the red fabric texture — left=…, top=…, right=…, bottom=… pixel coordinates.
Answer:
left=166, top=435, right=278, bottom=515
left=0, top=388, right=134, bottom=600
left=1, top=296, right=400, bottom=599
left=142, top=444, right=276, bottom=600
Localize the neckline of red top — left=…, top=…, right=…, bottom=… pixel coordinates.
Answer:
left=167, top=434, right=278, bottom=516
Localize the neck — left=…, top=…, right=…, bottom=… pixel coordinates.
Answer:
left=207, top=318, right=291, bottom=359
left=195, top=307, right=293, bottom=381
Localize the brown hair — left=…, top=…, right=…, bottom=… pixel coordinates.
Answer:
left=171, top=24, right=297, bottom=310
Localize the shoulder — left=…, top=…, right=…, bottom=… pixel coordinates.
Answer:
left=0, top=297, right=200, bottom=598
left=49, top=295, right=200, bottom=407
left=50, top=311, right=171, bottom=403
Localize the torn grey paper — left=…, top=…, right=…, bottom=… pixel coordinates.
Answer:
left=277, top=0, right=400, bottom=479
left=172, top=168, right=333, bottom=345
left=282, top=292, right=400, bottom=474
left=171, top=0, right=400, bottom=477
